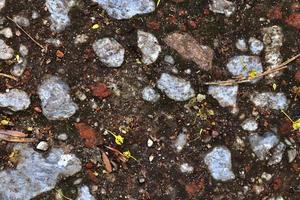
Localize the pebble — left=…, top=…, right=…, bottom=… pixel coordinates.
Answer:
left=250, top=92, right=289, bottom=110
left=174, top=133, right=187, bottom=152
left=208, top=85, right=238, bottom=110
left=268, top=142, right=286, bottom=165
left=0, top=0, right=5, bottom=11
left=147, top=138, right=154, bottom=147
left=180, top=163, right=194, bottom=173
left=13, top=15, right=30, bottom=27
left=76, top=185, right=96, bottom=200
left=0, top=39, right=14, bottom=60
left=287, top=148, right=297, bottom=163
left=36, top=141, right=49, bottom=151
left=248, top=37, right=264, bottom=54
left=38, top=75, right=78, bottom=120
left=261, top=172, right=272, bottom=181
left=209, top=0, right=236, bottom=17
left=92, top=38, right=125, bottom=68
left=75, top=34, right=89, bottom=44
left=92, top=0, right=155, bottom=19
left=241, top=118, right=258, bottom=131
left=204, top=146, right=235, bottom=181
left=142, top=86, right=160, bottom=103
left=0, top=89, right=31, bottom=111
left=75, top=90, right=87, bottom=101
left=137, top=30, right=161, bottom=65
left=57, top=133, right=68, bottom=141
left=164, top=55, right=175, bottom=65
left=157, top=73, right=195, bottom=101
left=235, top=38, right=248, bottom=51
left=11, top=59, right=27, bottom=77
left=31, top=11, right=40, bottom=19
left=19, top=44, right=29, bottom=56
left=0, top=144, right=81, bottom=200
left=0, top=27, right=13, bottom=38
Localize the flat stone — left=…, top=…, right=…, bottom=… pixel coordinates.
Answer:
left=250, top=92, right=289, bottom=110
left=142, top=86, right=160, bottom=103
left=0, top=89, right=30, bottom=111
left=241, top=118, right=258, bottom=131
left=249, top=37, right=264, bottom=54
left=157, top=73, right=195, bottom=101
left=46, top=0, right=75, bottom=32
left=38, top=76, right=78, bottom=120
left=204, top=146, right=235, bottom=181
left=0, top=39, right=14, bottom=60
left=137, top=30, right=161, bottom=65
left=208, top=85, right=238, bottom=109
left=164, top=32, right=214, bottom=71
left=92, top=38, right=125, bottom=68
left=76, top=186, right=96, bottom=200
left=93, top=0, right=155, bottom=20
left=249, top=132, right=279, bottom=160
left=0, top=144, right=81, bottom=200
left=209, top=0, right=236, bottom=17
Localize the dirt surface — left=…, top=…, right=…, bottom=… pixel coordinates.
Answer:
left=0, top=0, right=300, bottom=199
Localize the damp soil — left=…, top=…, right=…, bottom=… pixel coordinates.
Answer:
left=0, top=0, right=300, bottom=199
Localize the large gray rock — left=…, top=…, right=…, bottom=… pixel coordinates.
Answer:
left=250, top=92, right=289, bottom=110
left=137, top=30, right=161, bottom=65
left=93, top=38, right=125, bottom=68
left=0, top=89, right=30, bottom=111
left=93, top=0, right=155, bottom=19
left=0, top=144, right=82, bottom=200
left=46, top=0, right=75, bottom=32
left=76, top=186, right=96, bottom=200
left=0, top=39, right=14, bottom=60
left=208, top=85, right=238, bottom=109
left=157, top=73, right=195, bottom=101
left=204, top=146, right=235, bottom=181
left=38, top=76, right=78, bottom=120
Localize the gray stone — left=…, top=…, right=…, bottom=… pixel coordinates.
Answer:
left=249, top=37, right=264, bottom=55
left=92, top=38, right=125, bottom=68
left=75, top=34, right=89, bottom=44
left=0, top=89, right=30, bottom=111
left=36, top=141, right=49, bottom=151
left=93, top=0, right=155, bottom=20
left=57, top=133, right=68, bottom=141
left=249, top=132, right=279, bottom=160
left=0, top=0, right=5, bottom=11
left=209, top=0, right=236, bottom=17
left=268, top=142, right=286, bottom=165
left=174, top=133, right=187, bottom=152
left=250, top=92, right=289, bottom=110
left=142, top=86, right=160, bottom=103
left=0, top=144, right=81, bottom=200
left=46, top=0, right=75, bottom=32
left=0, top=27, right=13, bottom=38
left=241, top=118, right=258, bottom=131
left=0, top=39, right=14, bottom=60
left=208, top=85, right=238, bottom=109
left=180, top=163, right=194, bottom=173
left=38, top=76, right=78, bottom=120
left=164, top=55, right=175, bottom=65
left=204, top=146, right=235, bottom=181
left=13, top=15, right=30, bottom=27
left=157, top=73, right=195, bottom=101
left=19, top=44, right=29, bottom=56
left=287, top=149, right=297, bottom=163
left=10, top=59, right=27, bottom=77
left=76, top=186, right=96, bottom=200
left=137, top=30, right=161, bottom=65
left=226, top=55, right=263, bottom=82
left=235, top=38, right=247, bottom=51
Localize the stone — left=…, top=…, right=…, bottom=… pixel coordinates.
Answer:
left=226, top=55, right=263, bottom=82
left=76, top=186, right=96, bottom=200
left=248, top=37, right=264, bottom=54
left=0, top=39, right=14, bottom=60
left=142, top=86, right=160, bottom=103
left=204, top=146, right=235, bottom=181
left=13, top=15, right=30, bottom=27
left=235, top=38, right=248, bottom=51
left=57, top=133, right=68, bottom=141
left=268, top=142, right=286, bottom=165
left=92, top=38, right=125, bottom=68
left=208, top=85, right=238, bottom=110
left=0, top=144, right=81, bottom=200
left=250, top=92, right=289, bottom=110
left=75, top=34, right=89, bottom=44
left=248, top=132, right=279, bottom=160
left=0, top=27, right=13, bottom=38
left=241, top=118, right=258, bottom=131
left=137, top=30, right=161, bottom=65
left=164, top=32, right=214, bottom=71
left=157, top=73, right=195, bottom=101
left=180, top=163, right=194, bottom=173
left=174, top=133, right=187, bottom=152
left=0, top=89, right=30, bottom=111
left=164, top=55, right=175, bottom=65
left=10, top=59, right=27, bottom=77
left=19, top=44, right=29, bottom=56
left=93, top=0, right=155, bottom=20
left=209, top=0, right=236, bottom=17
left=147, top=138, right=154, bottom=147
left=38, top=76, right=78, bottom=120
left=0, top=0, right=5, bottom=11
left=46, top=0, right=75, bottom=32
left=36, top=141, right=49, bottom=151
left=287, top=149, right=297, bottom=163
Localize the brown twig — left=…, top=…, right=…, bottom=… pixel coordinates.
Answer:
left=205, top=53, right=300, bottom=86
left=0, top=130, right=36, bottom=143
left=0, top=73, right=18, bottom=81
left=7, top=16, right=46, bottom=51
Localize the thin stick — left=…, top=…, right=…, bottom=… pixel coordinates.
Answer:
left=0, top=73, right=18, bottom=81
left=205, top=53, right=300, bottom=86
left=7, top=16, right=46, bottom=50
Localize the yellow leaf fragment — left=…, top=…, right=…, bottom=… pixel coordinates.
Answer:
left=123, top=150, right=138, bottom=161
left=1, top=119, right=9, bottom=126
left=157, top=0, right=161, bottom=6
left=105, top=129, right=124, bottom=145
left=91, top=24, right=100, bottom=29
left=292, top=119, right=300, bottom=130
left=272, top=83, right=277, bottom=91
left=248, top=70, right=257, bottom=79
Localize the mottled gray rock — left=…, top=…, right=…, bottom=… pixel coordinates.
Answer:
left=249, top=132, right=279, bottom=160
left=235, top=38, right=247, bottom=51
left=46, top=0, right=75, bottom=32
left=0, top=39, right=14, bottom=60
left=226, top=55, right=263, bottom=82
left=209, top=0, right=236, bottom=17
left=241, top=118, right=258, bottom=131
left=157, top=73, right=195, bottom=101
left=0, top=27, right=13, bottom=38
left=13, top=15, right=30, bottom=27
left=142, top=86, right=160, bottom=102
left=93, top=0, right=155, bottom=19
left=38, top=76, right=78, bottom=120
left=10, top=59, right=27, bottom=77
left=76, top=186, right=96, bottom=200
left=208, top=85, right=238, bottom=109
left=0, top=144, right=81, bottom=200
left=92, top=38, right=125, bottom=68
left=204, top=146, right=235, bottom=181
left=137, top=30, right=161, bottom=65
left=250, top=92, right=289, bottom=110
left=19, top=44, right=29, bottom=56
left=0, top=0, right=5, bottom=11
left=0, top=89, right=30, bottom=111
left=268, top=142, right=286, bottom=165
left=249, top=37, right=264, bottom=54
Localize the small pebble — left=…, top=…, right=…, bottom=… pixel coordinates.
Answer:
left=147, top=138, right=154, bottom=147
left=36, top=141, right=49, bottom=151
left=180, top=163, right=194, bottom=173
left=57, top=133, right=68, bottom=141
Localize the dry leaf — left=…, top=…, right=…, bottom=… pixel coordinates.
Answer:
left=102, top=152, right=112, bottom=173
